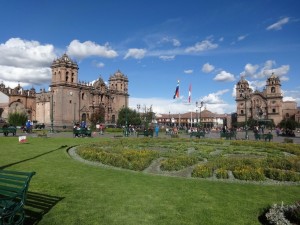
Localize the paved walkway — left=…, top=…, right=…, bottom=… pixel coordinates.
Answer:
left=17, top=129, right=300, bottom=144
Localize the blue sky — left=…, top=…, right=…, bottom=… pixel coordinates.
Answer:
left=0, top=0, right=299, bottom=114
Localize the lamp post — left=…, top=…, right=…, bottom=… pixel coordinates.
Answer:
left=125, top=106, right=128, bottom=137
left=137, top=104, right=140, bottom=113
left=190, top=110, right=193, bottom=128
left=242, top=93, right=250, bottom=139
left=50, top=94, right=54, bottom=133
left=169, top=111, right=171, bottom=127
left=196, top=101, right=204, bottom=129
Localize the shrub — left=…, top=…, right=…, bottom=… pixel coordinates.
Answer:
left=215, top=168, right=229, bottom=179
left=264, top=157, right=293, bottom=170
left=160, top=156, right=198, bottom=171
left=264, top=202, right=300, bottom=225
left=77, top=148, right=159, bottom=171
left=8, top=112, right=27, bottom=126
left=264, top=168, right=300, bottom=182
left=232, top=166, right=265, bottom=181
left=192, top=165, right=213, bottom=178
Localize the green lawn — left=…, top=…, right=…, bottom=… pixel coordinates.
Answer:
left=0, top=136, right=299, bottom=225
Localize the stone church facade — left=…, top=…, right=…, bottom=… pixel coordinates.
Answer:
left=0, top=54, right=129, bottom=128
left=235, top=73, right=298, bottom=126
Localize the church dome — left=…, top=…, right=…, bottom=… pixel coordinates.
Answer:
left=93, top=77, right=106, bottom=89
left=109, top=70, right=128, bottom=81
left=237, top=76, right=248, bottom=85
left=267, top=73, right=281, bottom=84
left=0, top=82, right=5, bottom=89
left=51, top=53, right=78, bottom=69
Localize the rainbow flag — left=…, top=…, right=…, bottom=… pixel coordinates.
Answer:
left=173, top=80, right=180, bottom=99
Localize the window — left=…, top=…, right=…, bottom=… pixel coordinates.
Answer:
left=272, top=108, right=276, bottom=113
left=241, top=110, right=244, bottom=115
left=271, top=87, right=275, bottom=93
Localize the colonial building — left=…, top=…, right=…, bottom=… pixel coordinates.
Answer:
left=235, top=73, right=298, bottom=126
left=0, top=54, right=129, bottom=128
left=156, top=109, right=227, bottom=129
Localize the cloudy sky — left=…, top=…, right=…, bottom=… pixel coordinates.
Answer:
left=0, top=0, right=299, bottom=114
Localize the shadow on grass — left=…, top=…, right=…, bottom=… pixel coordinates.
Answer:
left=0, top=145, right=68, bottom=170
left=24, top=192, right=64, bottom=225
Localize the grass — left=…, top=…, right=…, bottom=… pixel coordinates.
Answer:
left=0, top=136, right=299, bottom=225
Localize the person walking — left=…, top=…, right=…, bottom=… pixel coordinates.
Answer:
left=155, top=125, right=159, bottom=137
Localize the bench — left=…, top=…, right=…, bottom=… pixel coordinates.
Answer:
left=73, top=128, right=92, bottom=137
left=0, top=170, right=36, bottom=225
left=254, top=133, right=262, bottom=140
left=0, top=127, right=17, bottom=137
left=137, top=130, right=153, bottom=137
left=190, top=131, right=205, bottom=138
left=220, top=132, right=236, bottom=140
left=263, top=133, right=273, bottom=142
left=254, top=133, right=273, bottom=141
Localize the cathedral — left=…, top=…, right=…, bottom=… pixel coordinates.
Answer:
left=235, top=73, right=298, bottom=126
left=0, top=54, right=129, bottom=128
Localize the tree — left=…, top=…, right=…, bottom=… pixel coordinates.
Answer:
left=278, top=118, right=299, bottom=130
left=90, top=106, right=105, bottom=128
left=8, top=112, right=28, bottom=126
left=117, top=108, right=141, bottom=126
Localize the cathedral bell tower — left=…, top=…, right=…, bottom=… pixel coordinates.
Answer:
left=108, top=70, right=129, bottom=123
left=264, top=73, right=283, bottom=124
left=50, top=54, right=80, bottom=126
left=235, top=76, right=253, bottom=123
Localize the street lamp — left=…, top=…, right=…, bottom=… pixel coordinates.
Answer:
left=50, top=94, right=54, bottom=133
left=125, top=106, right=129, bottom=137
left=196, top=101, right=204, bottom=129
left=242, top=93, right=250, bottom=139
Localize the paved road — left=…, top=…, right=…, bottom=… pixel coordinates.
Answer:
left=14, top=129, right=300, bottom=144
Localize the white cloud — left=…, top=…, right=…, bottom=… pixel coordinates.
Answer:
left=282, top=89, right=300, bottom=106
left=129, top=95, right=234, bottom=114
left=240, top=63, right=259, bottom=77
left=67, top=40, right=118, bottom=59
left=0, top=38, right=55, bottom=87
left=185, top=40, right=218, bottom=53
left=213, top=71, right=235, bottom=82
left=202, top=89, right=229, bottom=104
left=160, top=37, right=181, bottom=47
left=184, top=69, right=193, bottom=74
left=237, top=34, right=248, bottom=41
left=202, top=63, right=215, bottom=73
left=0, top=65, right=51, bottom=86
left=0, top=38, right=55, bottom=68
left=124, top=48, right=147, bottom=59
left=159, top=55, right=175, bottom=61
left=172, top=39, right=181, bottom=47
left=240, top=60, right=290, bottom=80
left=267, top=17, right=290, bottom=31
left=232, top=85, right=237, bottom=98
left=93, top=61, right=105, bottom=68
left=283, top=96, right=296, bottom=101
left=248, top=80, right=266, bottom=91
